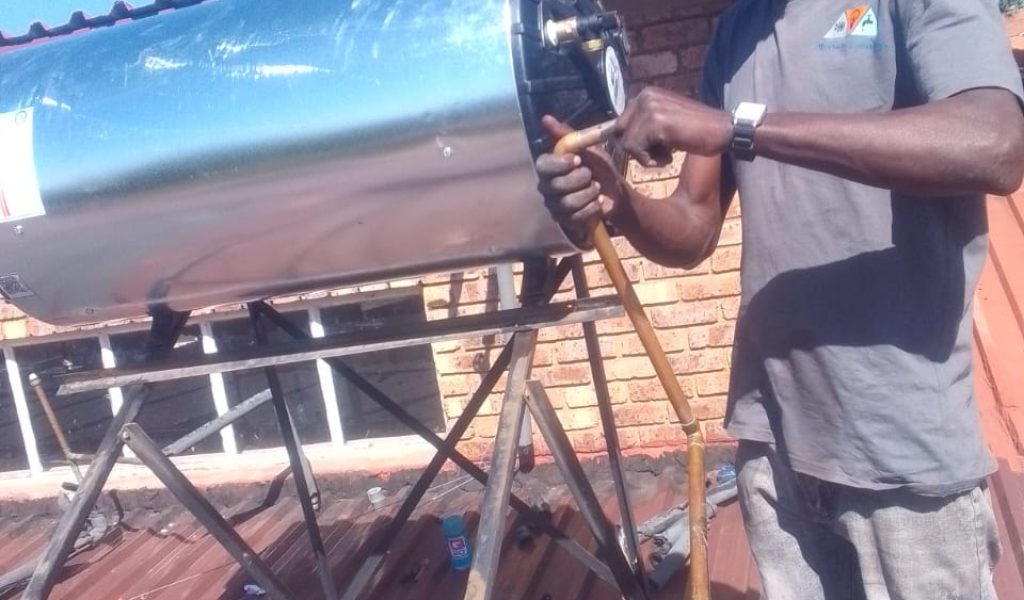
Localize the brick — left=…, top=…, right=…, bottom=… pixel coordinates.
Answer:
left=704, top=418, right=734, bottom=443
left=532, top=345, right=555, bottom=368
left=677, top=273, right=741, bottom=301
left=720, top=296, right=742, bottom=321
left=0, top=301, right=24, bottom=321
left=563, top=386, right=598, bottom=409
left=435, top=352, right=488, bottom=375
left=2, top=319, right=28, bottom=340
left=604, top=329, right=687, bottom=357
left=679, top=45, right=708, bottom=70
left=630, top=51, right=678, bottom=79
left=611, top=237, right=642, bottom=259
left=669, top=350, right=728, bottom=375
left=570, top=431, right=609, bottom=454
left=627, top=378, right=667, bottom=403
left=472, top=415, right=500, bottom=439
left=444, top=398, right=465, bottom=421
left=640, top=18, right=713, bottom=52
left=696, top=371, right=731, bottom=396
left=552, top=339, right=590, bottom=364
left=644, top=260, right=709, bottom=280
left=627, top=375, right=697, bottom=404
left=632, top=179, right=676, bottom=199
left=711, top=246, right=742, bottom=273
left=618, top=427, right=643, bottom=450
left=692, top=395, right=728, bottom=420
left=626, top=153, right=686, bottom=184
left=650, top=302, right=719, bottom=328
left=725, top=193, right=742, bottom=218
left=538, top=323, right=584, bottom=343
left=707, top=323, right=736, bottom=347
left=26, top=319, right=58, bottom=337
left=584, top=260, right=643, bottom=289
left=650, top=70, right=703, bottom=98
left=432, top=339, right=461, bottom=354
left=560, top=408, right=600, bottom=432
left=537, top=364, right=592, bottom=388
left=607, top=0, right=734, bottom=25
left=638, top=424, right=686, bottom=448
left=595, top=315, right=641, bottom=336
left=457, top=438, right=494, bottom=461
left=633, top=281, right=681, bottom=306
left=605, top=356, right=658, bottom=382
left=718, top=217, right=743, bottom=246
left=607, top=381, right=631, bottom=405
left=614, top=403, right=672, bottom=427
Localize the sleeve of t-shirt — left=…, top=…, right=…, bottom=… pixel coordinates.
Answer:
left=896, top=0, right=1024, bottom=104
left=699, top=19, right=728, bottom=110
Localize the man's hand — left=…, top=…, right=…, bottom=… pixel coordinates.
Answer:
left=535, top=116, right=630, bottom=243
left=614, top=87, right=733, bottom=167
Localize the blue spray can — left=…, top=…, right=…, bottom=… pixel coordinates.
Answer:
left=442, top=515, right=473, bottom=571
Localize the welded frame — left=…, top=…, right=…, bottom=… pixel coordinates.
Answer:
left=17, top=256, right=650, bottom=600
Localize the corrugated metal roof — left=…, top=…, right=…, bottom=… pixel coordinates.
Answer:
left=0, top=463, right=763, bottom=599
left=0, top=0, right=210, bottom=48
left=975, top=190, right=1024, bottom=460
left=3, top=459, right=1023, bottom=599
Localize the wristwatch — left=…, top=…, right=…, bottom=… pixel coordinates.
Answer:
left=731, top=102, right=767, bottom=162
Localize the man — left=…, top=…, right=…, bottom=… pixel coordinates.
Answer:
left=537, top=1, right=1024, bottom=598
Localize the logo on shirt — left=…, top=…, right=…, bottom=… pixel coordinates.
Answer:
left=824, top=6, right=878, bottom=39
left=818, top=5, right=886, bottom=53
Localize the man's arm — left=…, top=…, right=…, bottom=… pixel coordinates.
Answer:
left=757, top=89, right=1024, bottom=196
left=617, top=87, right=1024, bottom=198
left=537, top=117, right=735, bottom=269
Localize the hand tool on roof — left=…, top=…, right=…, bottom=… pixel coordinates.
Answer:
left=554, top=120, right=711, bottom=600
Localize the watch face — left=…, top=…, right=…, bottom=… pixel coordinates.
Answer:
left=604, top=47, right=627, bottom=115
left=734, top=102, right=767, bottom=124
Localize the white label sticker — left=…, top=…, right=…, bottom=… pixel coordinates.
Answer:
left=0, top=108, right=44, bottom=224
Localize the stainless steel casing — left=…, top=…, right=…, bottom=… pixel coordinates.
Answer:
left=0, top=0, right=577, bottom=325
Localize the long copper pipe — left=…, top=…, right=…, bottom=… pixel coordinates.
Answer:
left=554, top=121, right=710, bottom=600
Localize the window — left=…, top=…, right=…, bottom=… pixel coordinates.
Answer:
left=213, top=312, right=330, bottom=451
left=109, top=325, right=222, bottom=454
left=0, top=364, right=27, bottom=472
left=320, top=294, right=444, bottom=441
left=0, top=289, right=446, bottom=473
left=14, top=338, right=112, bottom=467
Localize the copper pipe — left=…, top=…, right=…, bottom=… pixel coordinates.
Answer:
left=28, top=373, right=84, bottom=484
left=554, top=121, right=709, bottom=600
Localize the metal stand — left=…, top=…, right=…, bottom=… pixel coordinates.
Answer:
left=119, top=423, right=293, bottom=599
left=20, top=257, right=651, bottom=600
left=572, top=255, right=647, bottom=587
left=23, top=308, right=191, bottom=600
left=21, top=307, right=331, bottom=600
left=249, top=304, right=336, bottom=600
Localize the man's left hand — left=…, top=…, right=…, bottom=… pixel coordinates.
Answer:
left=614, top=86, right=732, bottom=167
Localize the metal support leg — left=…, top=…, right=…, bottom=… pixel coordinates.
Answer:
left=254, top=266, right=618, bottom=588
left=571, top=256, right=646, bottom=584
left=23, top=308, right=189, bottom=600
left=464, top=330, right=537, bottom=600
left=340, top=334, right=518, bottom=600
left=525, top=381, right=647, bottom=599
left=119, top=423, right=293, bottom=599
left=249, top=306, right=337, bottom=600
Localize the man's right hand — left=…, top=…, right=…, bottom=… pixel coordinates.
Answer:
left=535, top=116, right=630, bottom=244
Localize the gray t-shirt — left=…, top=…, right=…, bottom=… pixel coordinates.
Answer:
left=701, top=0, right=1024, bottom=495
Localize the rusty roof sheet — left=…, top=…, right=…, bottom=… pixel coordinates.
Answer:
left=0, top=1, right=210, bottom=48
left=3, top=458, right=1024, bottom=600
left=975, top=190, right=1024, bottom=461
left=0, top=463, right=761, bottom=600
